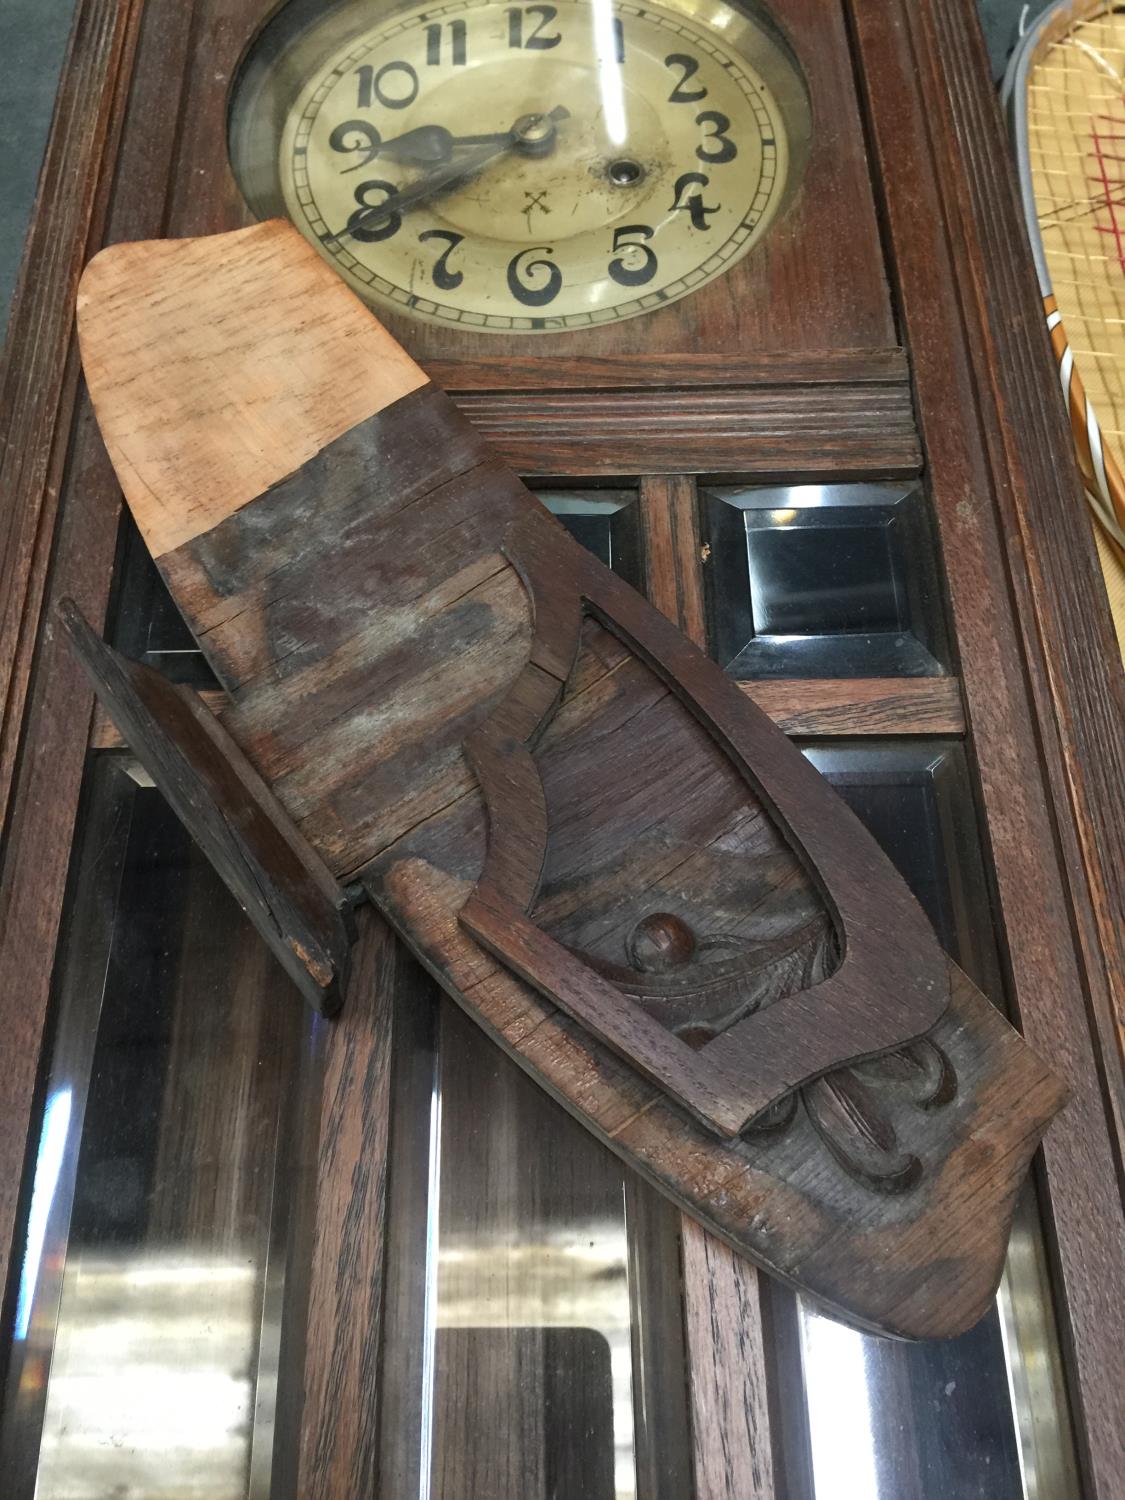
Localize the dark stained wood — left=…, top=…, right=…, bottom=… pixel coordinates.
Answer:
left=455, top=508, right=953, bottom=1129
left=58, top=598, right=355, bottom=1015
left=425, top=348, right=909, bottom=390
left=0, top=0, right=1117, bottom=1485
left=88, top=674, right=966, bottom=747
left=682, top=1220, right=776, bottom=1500
left=295, top=908, right=397, bottom=1500
left=739, top=677, right=964, bottom=736
left=639, top=476, right=707, bottom=649
left=67, top=228, right=1066, bottom=1336
left=452, top=381, right=921, bottom=477
left=0, top=0, right=157, bottom=1341
left=849, top=0, right=1125, bottom=1489
left=0, top=0, right=144, bottom=832
left=383, top=861, right=1063, bottom=1337
left=642, top=459, right=779, bottom=1500
left=91, top=292, right=948, bottom=1123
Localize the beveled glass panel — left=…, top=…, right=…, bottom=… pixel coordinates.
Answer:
left=784, top=742, right=1078, bottom=1500
left=541, top=489, right=644, bottom=589
left=0, top=763, right=309, bottom=1500
left=702, top=482, right=952, bottom=678
left=113, top=520, right=219, bottom=687
left=377, top=995, right=690, bottom=1500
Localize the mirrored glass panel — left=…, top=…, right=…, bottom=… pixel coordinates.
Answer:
left=784, top=742, right=1078, bottom=1500
left=540, top=489, right=643, bottom=588
left=702, top=483, right=952, bottom=678
left=1, top=763, right=309, bottom=1500
left=377, top=995, right=690, bottom=1500
left=113, top=522, right=219, bottom=688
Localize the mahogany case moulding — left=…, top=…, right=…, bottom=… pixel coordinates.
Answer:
left=65, top=220, right=1065, bottom=1340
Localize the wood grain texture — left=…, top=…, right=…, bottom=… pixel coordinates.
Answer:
left=88, top=675, right=966, bottom=748
left=296, top=908, right=396, bottom=1500
left=75, top=221, right=428, bottom=556
left=850, top=0, right=1125, bottom=1489
left=639, top=476, right=707, bottom=649
left=453, top=381, right=921, bottom=478
left=59, top=598, right=354, bottom=1014
left=0, top=0, right=154, bottom=1345
left=740, top=677, right=964, bottom=736
left=682, top=1221, right=776, bottom=1500
left=917, top=0, right=1125, bottom=1127
left=425, top=348, right=909, bottom=390
left=643, top=500, right=777, bottom=1500
left=0, top=0, right=144, bottom=832
left=63, top=228, right=1068, bottom=1332
left=0, top=0, right=1111, bottom=1488
left=380, top=858, right=1063, bottom=1337
left=142, top=364, right=950, bottom=1124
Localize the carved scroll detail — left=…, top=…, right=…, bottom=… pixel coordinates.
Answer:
left=459, top=506, right=953, bottom=1135
left=747, top=1039, right=958, bottom=1194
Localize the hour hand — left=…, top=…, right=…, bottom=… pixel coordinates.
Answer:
left=378, top=124, right=502, bottom=165
left=380, top=106, right=570, bottom=165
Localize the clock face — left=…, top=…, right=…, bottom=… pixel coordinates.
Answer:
left=268, top=0, right=808, bottom=332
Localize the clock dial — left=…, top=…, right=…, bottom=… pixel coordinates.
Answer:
left=274, top=0, right=808, bottom=332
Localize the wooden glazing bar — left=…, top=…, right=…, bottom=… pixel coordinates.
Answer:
left=682, top=1221, right=776, bottom=1500
left=294, top=909, right=398, bottom=1500
left=639, top=471, right=779, bottom=1500
left=742, top=676, right=964, bottom=736
left=639, top=476, right=708, bottom=649
left=88, top=675, right=966, bottom=750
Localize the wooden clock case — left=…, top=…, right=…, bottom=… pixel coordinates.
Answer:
left=0, top=0, right=1121, bottom=1495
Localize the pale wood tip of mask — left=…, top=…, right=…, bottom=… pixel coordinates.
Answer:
left=76, top=220, right=429, bottom=559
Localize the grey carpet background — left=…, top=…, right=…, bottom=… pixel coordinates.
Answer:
left=0, top=0, right=1052, bottom=345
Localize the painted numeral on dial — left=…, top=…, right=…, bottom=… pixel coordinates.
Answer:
left=419, top=229, right=465, bottom=290
left=346, top=179, right=402, bottom=241
left=425, top=19, right=468, bottom=65
left=608, top=224, right=658, bottom=286
left=695, top=110, right=737, bottom=164
left=508, top=5, right=562, bottom=49
left=328, top=120, right=382, bottom=170
left=507, top=246, right=562, bottom=305
left=354, top=61, right=419, bottom=110
left=665, top=53, right=707, bottom=103
left=670, top=171, right=718, bottom=230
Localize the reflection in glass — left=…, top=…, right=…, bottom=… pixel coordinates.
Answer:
left=1, top=766, right=308, bottom=1500
left=377, top=979, right=690, bottom=1500
left=540, top=489, right=643, bottom=587
left=702, top=483, right=952, bottom=678
left=791, top=743, right=1078, bottom=1500
left=800, top=1312, right=878, bottom=1500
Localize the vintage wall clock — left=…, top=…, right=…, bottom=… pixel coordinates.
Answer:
left=229, top=0, right=810, bottom=331
left=0, top=0, right=1122, bottom=1498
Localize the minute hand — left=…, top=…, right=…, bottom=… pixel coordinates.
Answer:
left=329, top=107, right=568, bottom=242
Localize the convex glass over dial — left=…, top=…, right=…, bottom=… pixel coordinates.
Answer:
left=272, top=0, right=809, bottom=331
